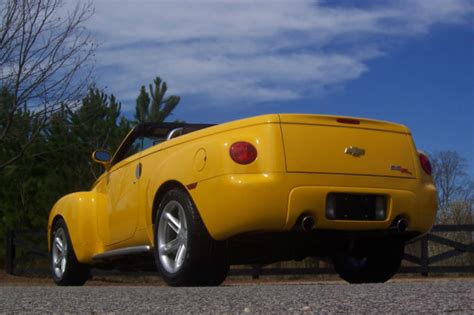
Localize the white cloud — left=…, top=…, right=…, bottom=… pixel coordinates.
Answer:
left=84, top=0, right=473, bottom=109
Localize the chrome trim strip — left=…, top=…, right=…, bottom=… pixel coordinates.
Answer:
left=92, top=245, right=152, bottom=260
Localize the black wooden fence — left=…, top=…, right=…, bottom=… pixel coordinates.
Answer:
left=4, top=229, right=48, bottom=275
left=231, top=225, right=474, bottom=278
left=4, top=225, right=473, bottom=277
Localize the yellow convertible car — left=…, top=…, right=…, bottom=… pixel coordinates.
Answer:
left=48, top=114, right=437, bottom=286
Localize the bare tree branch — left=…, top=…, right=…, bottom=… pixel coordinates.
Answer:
left=0, top=0, right=96, bottom=170
left=431, top=151, right=474, bottom=224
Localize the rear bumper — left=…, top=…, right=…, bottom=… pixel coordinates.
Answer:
left=191, top=172, right=437, bottom=240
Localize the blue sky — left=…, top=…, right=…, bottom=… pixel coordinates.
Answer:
left=85, top=0, right=473, bottom=174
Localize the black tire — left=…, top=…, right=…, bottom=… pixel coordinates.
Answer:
left=50, top=218, right=90, bottom=286
left=332, top=240, right=404, bottom=284
left=196, top=241, right=230, bottom=286
left=154, top=188, right=229, bottom=286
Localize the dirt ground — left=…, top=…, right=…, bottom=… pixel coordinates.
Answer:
left=1, top=270, right=472, bottom=286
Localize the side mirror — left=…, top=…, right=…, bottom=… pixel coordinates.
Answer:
left=92, top=150, right=111, bottom=166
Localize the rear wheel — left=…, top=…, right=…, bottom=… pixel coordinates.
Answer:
left=332, top=240, right=404, bottom=283
left=50, top=219, right=90, bottom=286
left=154, top=188, right=229, bottom=286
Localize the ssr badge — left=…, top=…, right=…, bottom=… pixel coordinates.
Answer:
left=391, top=165, right=412, bottom=175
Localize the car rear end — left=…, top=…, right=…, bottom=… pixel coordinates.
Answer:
left=279, top=114, right=437, bottom=237
left=191, top=113, right=437, bottom=283
left=193, top=113, right=437, bottom=241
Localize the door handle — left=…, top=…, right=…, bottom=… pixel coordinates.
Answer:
left=134, top=163, right=142, bottom=182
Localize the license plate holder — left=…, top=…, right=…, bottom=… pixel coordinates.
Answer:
left=327, top=193, right=385, bottom=221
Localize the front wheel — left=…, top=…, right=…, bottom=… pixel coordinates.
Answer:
left=50, top=219, right=90, bottom=286
left=154, top=188, right=229, bottom=286
left=332, top=240, right=404, bottom=284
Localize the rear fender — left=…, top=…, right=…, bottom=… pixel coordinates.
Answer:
left=144, top=146, right=197, bottom=227
left=143, top=123, right=286, bottom=241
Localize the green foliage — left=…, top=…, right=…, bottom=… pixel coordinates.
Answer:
left=0, top=87, right=130, bottom=239
left=0, top=79, right=183, bottom=263
left=0, top=87, right=43, bottom=168
left=70, top=87, right=130, bottom=180
left=135, top=86, right=150, bottom=123
left=134, top=77, right=181, bottom=123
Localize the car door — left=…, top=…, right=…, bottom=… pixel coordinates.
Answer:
left=105, top=154, right=141, bottom=245
left=100, top=135, right=143, bottom=246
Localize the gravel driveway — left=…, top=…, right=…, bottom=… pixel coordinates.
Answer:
left=1, top=279, right=472, bottom=313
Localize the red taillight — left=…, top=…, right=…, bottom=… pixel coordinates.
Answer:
left=229, top=141, right=257, bottom=164
left=419, top=153, right=432, bottom=175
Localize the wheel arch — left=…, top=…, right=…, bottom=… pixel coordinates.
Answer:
left=47, top=191, right=101, bottom=263
left=48, top=214, right=65, bottom=251
left=152, top=180, right=189, bottom=226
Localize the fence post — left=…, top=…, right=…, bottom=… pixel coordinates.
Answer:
left=252, top=265, right=261, bottom=280
left=5, top=230, right=15, bottom=275
left=420, top=234, right=429, bottom=277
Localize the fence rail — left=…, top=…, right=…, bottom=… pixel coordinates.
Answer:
left=5, top=225, right=473, bottom=277
left=4, top=229, right=48, bottom=275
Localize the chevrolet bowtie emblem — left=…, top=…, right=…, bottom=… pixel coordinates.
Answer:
left=344, top=146, right=365, bottom=157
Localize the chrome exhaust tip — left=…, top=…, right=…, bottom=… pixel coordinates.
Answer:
left=301, top=215, right=315, bottom=232
left=394, top=218, right=408, bottom=233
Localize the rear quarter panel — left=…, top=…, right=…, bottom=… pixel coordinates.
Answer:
left=140, top=117, right=286, bottom=241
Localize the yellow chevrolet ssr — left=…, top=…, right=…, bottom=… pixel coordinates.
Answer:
left=48, top=114, right=437, bottom=286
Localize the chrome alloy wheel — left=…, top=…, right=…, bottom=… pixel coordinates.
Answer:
left=157, top=200, right=188, bottom=274
left=52, top=228, right=68, bottom=279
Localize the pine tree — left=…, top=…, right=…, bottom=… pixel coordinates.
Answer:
left=134, top=77, right=181, bottom=123
left=149, top=77, right=181, bottom=123
left=71, top=87, right=130, bottom=179
left=0, top=77, right=181, bottom=265
left=135, top=86, right=150, bottom=123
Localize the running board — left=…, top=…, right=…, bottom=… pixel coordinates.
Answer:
left=92, top=245, right=152, bottom=260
